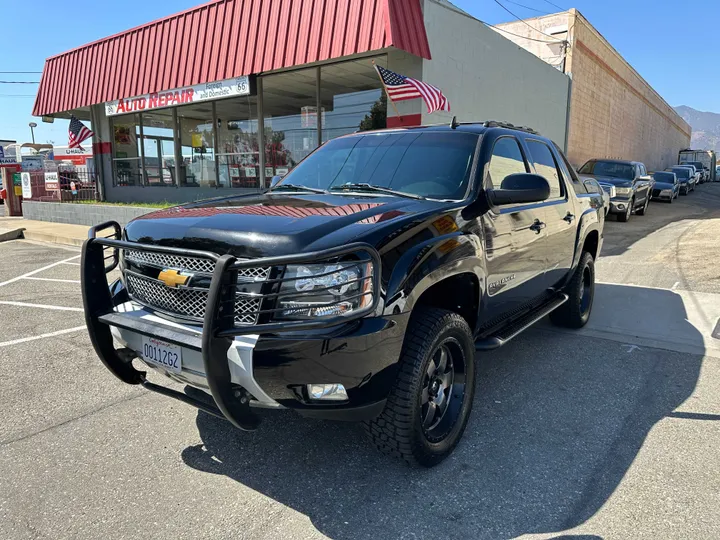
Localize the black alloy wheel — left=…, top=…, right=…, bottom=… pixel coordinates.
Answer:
left=550, top=251, right=595, bottom=329
left=617, top=199, right=632, bottom=222
left=637, top=196, right=649, bottom=216
left=365, top=307, right=476, bottom=467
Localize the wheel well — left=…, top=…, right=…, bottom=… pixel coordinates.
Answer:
left=414, top=273, right=479, bottom=330
left=583, top=230, right=599, bottom=259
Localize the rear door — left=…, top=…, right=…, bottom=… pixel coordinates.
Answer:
left=524, top=138, right=577, bottom=289
left=481, top=135, right=548, bottom=321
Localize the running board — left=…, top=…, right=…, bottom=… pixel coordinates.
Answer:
left=474, top=293, right=569, bottom=351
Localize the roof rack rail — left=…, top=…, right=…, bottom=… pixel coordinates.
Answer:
left=481, top=120, right=539, bottom=135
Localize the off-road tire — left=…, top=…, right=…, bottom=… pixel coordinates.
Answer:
left=364, top=307, right=475, bottom=467
left=550, top=251, right=595, bottom=329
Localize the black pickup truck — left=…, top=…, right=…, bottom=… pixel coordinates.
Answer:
left=82, top=121, right=604, bottom=467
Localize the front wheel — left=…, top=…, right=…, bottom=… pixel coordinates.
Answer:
left=617, top=200, right=632, bottom=222
left=550, top=251, right=595, bottom=329
left=365, top=307, right=476, bottom=467
left=637, top=196, right=649, bottom=215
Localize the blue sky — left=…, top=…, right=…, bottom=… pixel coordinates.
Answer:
left=1, top=0, right=717, bottom=145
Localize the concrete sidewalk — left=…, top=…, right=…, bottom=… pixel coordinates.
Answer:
left=0, top=215, right=89, bottom=247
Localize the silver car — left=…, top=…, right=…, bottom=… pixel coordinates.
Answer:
left=583, top=177, right=613, bottom=215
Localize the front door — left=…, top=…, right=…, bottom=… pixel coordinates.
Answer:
left=481, top=135, right=548, bottom=324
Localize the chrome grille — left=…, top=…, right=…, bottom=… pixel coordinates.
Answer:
left=123, top=249, right=271, bottom=281
left=125, top=272, right=262, bottom=325
left=124, top=250, right=214, bottom=274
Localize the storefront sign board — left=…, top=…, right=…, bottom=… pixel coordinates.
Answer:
left=21, top=172, right=32, bottom=198
left=105, top=76, right=252, bottom=116
left=45, top=171, right=60, bottom=190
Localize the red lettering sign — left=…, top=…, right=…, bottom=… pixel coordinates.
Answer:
left=149, top=93, right=158, bottom=108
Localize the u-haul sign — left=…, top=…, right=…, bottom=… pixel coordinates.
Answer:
left=105, top=76, right=252, bottom=116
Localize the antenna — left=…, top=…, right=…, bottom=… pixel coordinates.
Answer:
left=450, top=116, right=459, bottom=129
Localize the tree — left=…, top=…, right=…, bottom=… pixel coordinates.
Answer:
left=358, top=93, right=387, bottom=132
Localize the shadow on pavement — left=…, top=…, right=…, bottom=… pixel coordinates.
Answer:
left=181, top=284, right=703, bottom=539
left=600, top=182, right=720, bottom=258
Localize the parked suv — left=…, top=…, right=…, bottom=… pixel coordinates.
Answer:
left=81, top=121, right=605, bottom=467
left=577, top=159, right=652, bottom=222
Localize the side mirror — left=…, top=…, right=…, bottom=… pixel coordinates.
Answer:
left=270, top=175, right=282, bottom=188
left=488, top=173, right=550, bottom=206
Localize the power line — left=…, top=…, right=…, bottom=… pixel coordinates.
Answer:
left=541, top=0, right=566, bottom=11
left=492, top=0, right=565, bottom=40
left=488, top=22, right=565, bottom=43
left=503, top=0, right=552, bottom=14
left=0, top=81, right=40, bottom=84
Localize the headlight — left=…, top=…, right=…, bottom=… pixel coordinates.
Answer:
left=614, top=187, right=632, bottom=196
left=275, top=261, right=374, bottom=320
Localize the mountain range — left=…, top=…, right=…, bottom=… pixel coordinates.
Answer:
left=674, top=105, right=720, bottom=152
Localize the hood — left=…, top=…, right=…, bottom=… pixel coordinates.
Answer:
left=124, top=192, right=448, bottom=258
left=578, top=174, right=632, bottom=188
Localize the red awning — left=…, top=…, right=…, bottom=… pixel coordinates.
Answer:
left=33, top=0, right=431, bottom=116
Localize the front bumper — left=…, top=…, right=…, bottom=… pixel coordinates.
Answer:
left=81, top=221, right=396, bottom=429
left=608, top=198, right=632, bottom=214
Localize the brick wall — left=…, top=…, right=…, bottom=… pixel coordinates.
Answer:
left=494, top=10, right=691, bottom=170
left=21, top=201, right=152, bottom=227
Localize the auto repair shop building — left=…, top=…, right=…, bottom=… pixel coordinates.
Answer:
left=32, top=0, right=571, bottom=204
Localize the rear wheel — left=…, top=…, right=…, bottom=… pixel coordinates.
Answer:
left=550, top=251, right=595, bottom=329
left=364, top=307, right=476, bottom=467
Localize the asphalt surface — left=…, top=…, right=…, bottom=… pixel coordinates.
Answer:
left=2, top=186, right=720, bottom=539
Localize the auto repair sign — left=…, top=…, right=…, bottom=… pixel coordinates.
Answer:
left=105, top=76, right=252, bottom=116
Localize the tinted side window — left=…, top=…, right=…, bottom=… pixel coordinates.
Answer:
left=553, top=142, right=587, bottom=195
left=526, top=140, right=563, bottom=199
left=488, top=137, right=527, bottom=189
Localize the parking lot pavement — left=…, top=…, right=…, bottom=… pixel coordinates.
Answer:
left=2, top=186, right=720, bottom=539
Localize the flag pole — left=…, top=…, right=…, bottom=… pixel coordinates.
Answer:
left=372, top=60, right=403, bottom=123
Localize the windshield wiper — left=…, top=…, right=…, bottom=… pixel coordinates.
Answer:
left=269, top=183, right=328, bottom=194
left=330, top=183, right=426, bottom=200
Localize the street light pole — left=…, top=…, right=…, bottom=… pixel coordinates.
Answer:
left=28, top=122, right=37, bottom=144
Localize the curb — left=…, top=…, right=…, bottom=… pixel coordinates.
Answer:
left=21, top=230, right=85, bottom=247
left=0, top=228, right=25, bottom=242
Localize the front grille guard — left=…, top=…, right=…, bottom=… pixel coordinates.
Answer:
left=80, top=221, right=382, bottom=431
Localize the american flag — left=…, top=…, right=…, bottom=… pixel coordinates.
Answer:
left=68, top=115, right=94, bottom=149
left=375, top=64, right=450, bottom=114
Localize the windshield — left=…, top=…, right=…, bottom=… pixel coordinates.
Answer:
left=653, top=172, right=675, bottom=183
left=578, top=160, right=634, bottom=179
left=668, top=168, right=690, bottom=179
left=275, top=132, right=479, bottom=200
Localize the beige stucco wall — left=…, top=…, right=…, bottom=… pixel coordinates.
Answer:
left=495, top=10, right=691, bottom=170
left=418, top=0, right=571, bottom=147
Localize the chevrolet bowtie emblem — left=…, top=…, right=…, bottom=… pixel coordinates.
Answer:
left=157, top=269, right=190, bottom=288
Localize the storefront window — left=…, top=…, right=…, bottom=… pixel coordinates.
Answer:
left=262, top=68, right=318, bottom=182
left=112, top=113, right=142, bottom=186
left=215, top=96, right=260, bottom=188
left=320, top=57, right=386, bottom=142
left=141, top=110, right=176, bottom=186
left=178, top=103, right=216, bottom=187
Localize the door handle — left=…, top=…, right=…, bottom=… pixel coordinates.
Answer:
left=529, top=219, right=546, bottom=233
left=563, top=213, right=575, bottom=223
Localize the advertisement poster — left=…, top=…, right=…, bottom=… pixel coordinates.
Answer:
left=114, top=125, right=133, bottom=145
left=44, top=172, right=60, bottom=190
left=244, top=167, right=257, bottom=177
left=21, top=172, right=32, bottom=199
left=21, top=156, right=44, bottom=172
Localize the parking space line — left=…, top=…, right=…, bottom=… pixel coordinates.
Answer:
left=0, top=326, right=86, bottom=348
left=23, top=277, right=81, bottom=284
left=0, top=255, right=81, bottom=288
left=0, top=301, right=83, bottom=312
left=61, top=262, right=81, bottom=266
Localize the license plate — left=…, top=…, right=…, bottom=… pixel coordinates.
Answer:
left=140, top=337, right=182, bottom=374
